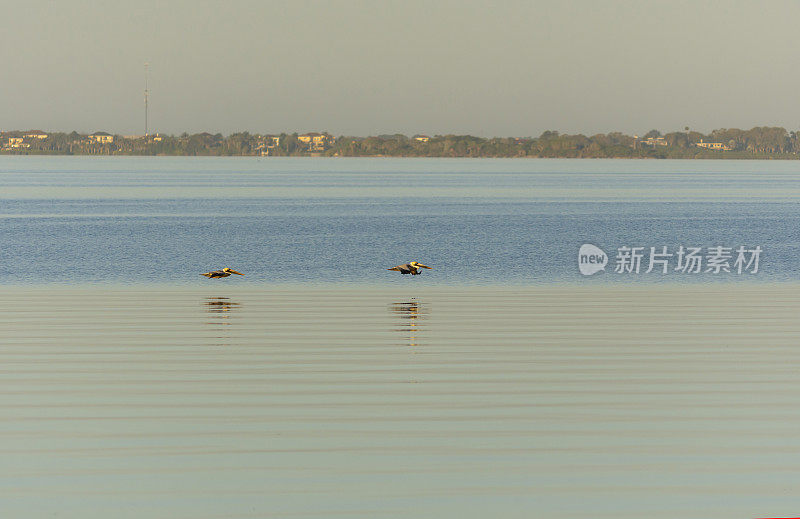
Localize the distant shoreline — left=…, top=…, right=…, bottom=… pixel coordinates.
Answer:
left=3, top=127, right=800, bottom=159
left=4, top=153, right=800, bottom=160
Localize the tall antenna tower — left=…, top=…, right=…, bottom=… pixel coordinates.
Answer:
left=144, top=62, right=150, bottom=136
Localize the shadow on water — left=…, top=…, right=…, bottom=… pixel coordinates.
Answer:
left=390, top=300, right=429, bottom=347
left=203, top=297, right=241, bottom=346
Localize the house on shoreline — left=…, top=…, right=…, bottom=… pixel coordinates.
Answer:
left=89, top=132, right=114, bottom=144
left=6, top=137, right=28, bottom=149
left=24, top=130, right=48, bottom=139
left=643, top=136, right=667, bottom=146
left=255, top=135, right=281, bottom=155
left=695, top=139, right=731, bottom=151
left=298, top=132, right=333, bottom=152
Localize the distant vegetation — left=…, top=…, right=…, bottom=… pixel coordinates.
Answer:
left=3, top=127, right=800, bottom=158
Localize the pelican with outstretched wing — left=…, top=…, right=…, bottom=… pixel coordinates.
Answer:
left=387, top=261, right=433, bottom=275
left=201, top=267, right=244, bottom=279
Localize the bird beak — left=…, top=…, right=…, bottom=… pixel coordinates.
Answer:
left=418, top=264, right=432, bottom=269
left=229, top=270, right=244, bottom=276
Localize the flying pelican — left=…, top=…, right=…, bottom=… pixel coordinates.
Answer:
left=201, top=267, right=244, bottom=279
left=387, top=261, right=433, bottom=275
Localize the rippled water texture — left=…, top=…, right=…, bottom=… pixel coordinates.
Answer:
left=2, top=157, right=800, bottom=284
left=3, top=157, right=800, bottom=518
left=3, top=285, right=800, bottom=518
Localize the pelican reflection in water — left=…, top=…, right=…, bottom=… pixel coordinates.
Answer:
left=204, top=297, right=241, bottom=316
left=204, top=297, right=241, bottom=347
left=201, top=267, right=244, bottom=279
left=387, top=261, right=432, bottom=276
left=391, top=300, right=428, bottom=347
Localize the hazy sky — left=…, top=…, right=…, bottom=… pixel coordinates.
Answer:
left=2, top=0, right=800, bottom=137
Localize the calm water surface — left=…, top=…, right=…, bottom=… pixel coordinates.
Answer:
left=2, top=158, right=800, bottom=518
left=4, top=286, right=800, bottom=518
left=2, top=157, right=800, bottom=284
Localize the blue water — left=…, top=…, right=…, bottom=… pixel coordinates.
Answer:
left=2, top=156, right=799, bottom=285
left=5, top=156, right=800, bottom=519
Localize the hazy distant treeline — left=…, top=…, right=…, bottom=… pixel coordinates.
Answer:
left=2, top=127, right=800, bottom=158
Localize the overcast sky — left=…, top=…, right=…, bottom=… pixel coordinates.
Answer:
left=2, top=0, right=799, bottom=137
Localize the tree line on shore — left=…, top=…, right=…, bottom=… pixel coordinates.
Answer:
left=2, top=126, right=800, bottom=158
